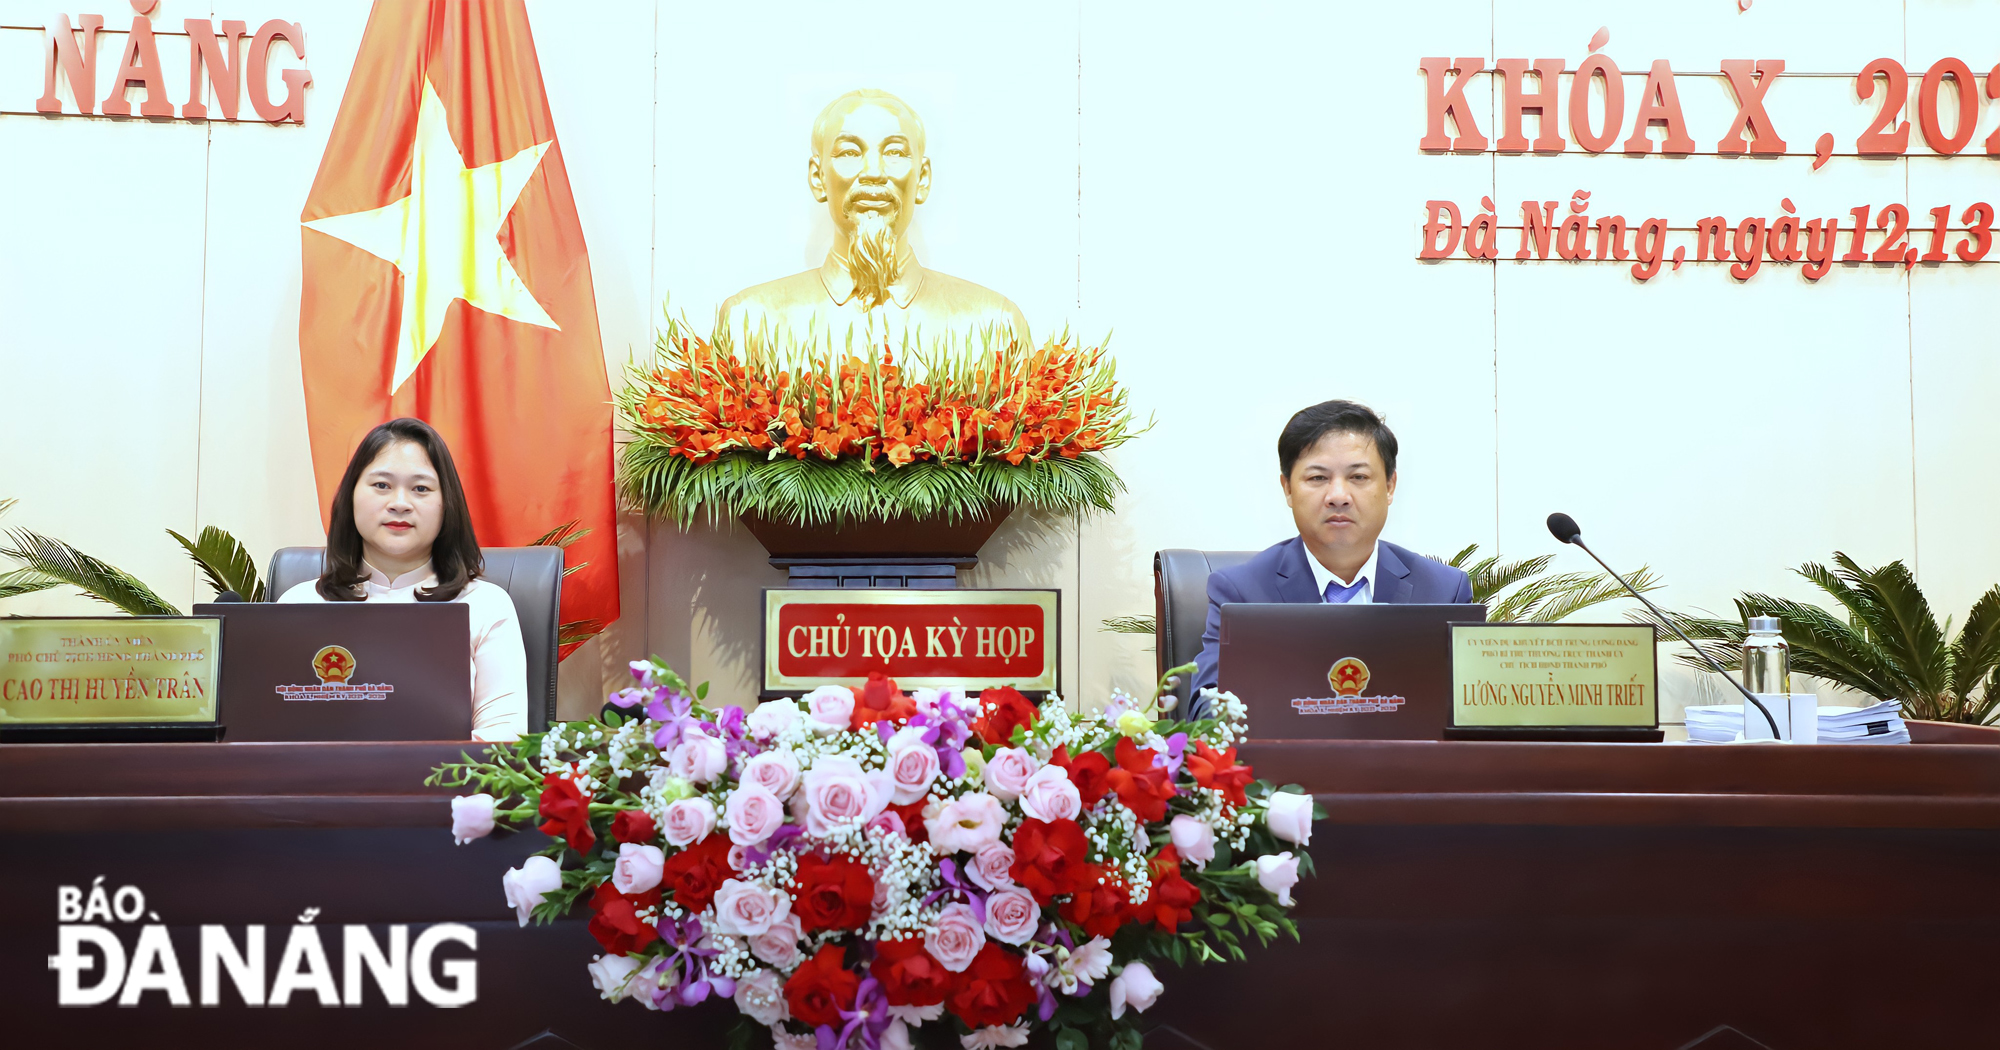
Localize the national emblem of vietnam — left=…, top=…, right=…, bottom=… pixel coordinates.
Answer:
left=1328, top=657, right=1370, bottom=698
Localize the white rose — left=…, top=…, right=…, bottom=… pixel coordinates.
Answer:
left=501, top=855, right=563, bottom=927
left=1265, top=790, right=1315, bottom=846
left=669, top=727, right=728, bottom=785
left=1256, top=851, right=1300, bottom=906
left=1108, top=961, right=1163, bottom=1019
left=741, top=750, right=802, bottom=800
left=450, top=793, right=495, bottom=844
left=588, top=953, right=641, bottom=1001
left=747, top=699, right=801, bottom=739
left=1169, top=814, right=1216, bottom=869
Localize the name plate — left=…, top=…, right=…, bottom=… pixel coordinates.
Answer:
left=762, top=589, right=1058, bottom=697
left=0, top=617, right=220, bottom=726
left=1449, top=623, right=1658, bottom=736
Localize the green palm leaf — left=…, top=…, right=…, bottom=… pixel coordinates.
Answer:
left=1950, top=585, right=2000, bottom=709
left=1, top=528, right=179, bottom=615
left=167, top=526, right=265, bottom=602
left=0, top=567, right=60, bottom=600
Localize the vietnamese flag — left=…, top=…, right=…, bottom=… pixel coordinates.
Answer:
left=297, top=0, right=617, bottom=652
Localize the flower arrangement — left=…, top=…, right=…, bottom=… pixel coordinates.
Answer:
left=615, top=317, right=1145, bottom=528
left=432, top=660, right=1317, bottom=1050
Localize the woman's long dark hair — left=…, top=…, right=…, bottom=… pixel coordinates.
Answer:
left=318, top=417, right=483, bottom=602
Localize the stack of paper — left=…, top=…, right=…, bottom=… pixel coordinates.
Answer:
left=1683, top=699, right=1911, bottom=744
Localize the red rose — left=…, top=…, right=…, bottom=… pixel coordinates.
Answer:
left=1057, top=866, right=1130, bottom=939
left=660, top=833, right=735, bottom=913
left=1129, top=848, right=1201, bottom=932
left=791, top=853, right=875, bottom=931
left=972, top=686, right=1038, bottom=746
left=870, top=937, right=954, bottom=1007
left=1050, top=745, right=1113, bottom=807
left=888, top=800, right=931, bottom=845
left=1185, top=741, right=1254, bottom=808
left=945, top=943, right=1037, bottom=1030
left=537, top=774, right=595, bottom=852
left=585, top=880, right=660, bottom=955
left=1104, top=738, right=1176, bottom=823
left=609, top=808, right=657, bottom=845
left=1009, top=818, right=1091, bottom=903
left=852, top=671, right=918, bottom=730
left=784, top=944, right=860, bottom=1027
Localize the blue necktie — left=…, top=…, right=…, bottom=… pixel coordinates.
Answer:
left=1324, top=577, right=1367, bottom=604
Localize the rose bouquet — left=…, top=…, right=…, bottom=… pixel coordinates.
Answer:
left=431, top=661, right=1319, bottom=1050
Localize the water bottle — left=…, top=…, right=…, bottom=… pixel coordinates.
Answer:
left=1742, top=616, right=1790, bottom=695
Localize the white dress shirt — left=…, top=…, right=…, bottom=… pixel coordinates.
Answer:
left=277, top=562, right=528, bottom=742
left=1304, top=541, right=1380, bottom=604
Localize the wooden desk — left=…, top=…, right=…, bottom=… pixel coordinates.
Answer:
left=5, top=733, right=1996, bottom=1050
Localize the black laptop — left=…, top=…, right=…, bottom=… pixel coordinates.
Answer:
left=193, top=603, right=472, bottom=741
left=1218, top=603, right=1487, bottom=740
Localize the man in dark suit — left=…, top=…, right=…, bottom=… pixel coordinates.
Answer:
left=1186, top=400, right=1473, bottom=720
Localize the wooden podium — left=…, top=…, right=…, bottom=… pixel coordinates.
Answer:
left=5, top=729, right=1998, bottom=1049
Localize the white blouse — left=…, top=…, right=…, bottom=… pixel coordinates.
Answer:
left=276, top=562, right=528, bottom=742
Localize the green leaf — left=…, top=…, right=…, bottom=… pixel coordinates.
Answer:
left=1055, top=1027, right=1088, bottom=1050
left=0, top=566, right=60, bottom=601
left=1, top=527, right=178, bottom=615
left=166, top=526, right=265, bottom=602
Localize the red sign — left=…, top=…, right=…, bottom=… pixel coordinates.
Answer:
left=762, top=589, right=1059, bottom=696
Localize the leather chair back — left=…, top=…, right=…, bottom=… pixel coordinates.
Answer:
left=265, top=546, right=563, bottom=733
left=1153, top=549, right=1258, bottom=710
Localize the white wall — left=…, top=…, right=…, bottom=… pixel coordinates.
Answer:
left=3, top=1, right=1994, bottom=721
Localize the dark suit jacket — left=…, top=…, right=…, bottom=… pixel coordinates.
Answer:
left=1186, top=537, right=1474, bottom=720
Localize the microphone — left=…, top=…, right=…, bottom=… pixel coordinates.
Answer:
left=1546, top=512, right=1783, bottom=740
left=214, top=590, right=244, bottom=603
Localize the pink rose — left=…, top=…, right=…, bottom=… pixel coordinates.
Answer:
left=800, top=755, right=892, bottom=836
left=662, top=797, right=717, bottom=847
left=981, top=747, right=1037, bottom=802
left=887, top=738, right=942, bottom=805
left=501, top=855, right=562, bottom=927
left=1169, top=815, right=1216, bottom=869
left=869, top=809, right=908, bottom=839
left=670, top=727, right=728, bottom=784
left=924, top=902, right=986, bottom=972
left=746, top=699, right=800, bottom=740
left=451, top=793, right=495, bottom=844
left=982, top=886, right=1041, bottom=945
left=1256, top=851, right=1300, bottom=906
left=1108, top=961, right=1163, bottom=1019
left=611, top=842, right=665, bottom=894
left=748, top=912, right=804, bottom=968
left=800, top=685, right=856, bottom=736
left=1017, top=764, right=1081, bottom=823
left=1265, top=790, right=1314, bottom=847
left=966, top=843, right=1016, bottom=891
left=924, top=792, right=1006, bottom=854
left=741, top=751, right=801, bottom=800
left=726, top=783, right=786, bottom=846
left=711, top=878, right=792, bottom=937
left=734, top=967, right=789, bottom=1025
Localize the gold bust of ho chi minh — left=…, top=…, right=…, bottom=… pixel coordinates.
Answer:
left=717, top=89, right=1031, bottom=351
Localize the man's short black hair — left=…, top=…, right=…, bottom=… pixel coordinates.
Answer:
left=1278, top=400, right=1398, bottom=478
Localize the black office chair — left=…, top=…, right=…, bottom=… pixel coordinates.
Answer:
left=264, top=546, right=563, bottom=733
left=1152, top=549, right=1258, bottom=711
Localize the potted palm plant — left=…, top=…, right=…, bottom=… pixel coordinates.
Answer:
left=1643, top=553, right=2000, bottom=725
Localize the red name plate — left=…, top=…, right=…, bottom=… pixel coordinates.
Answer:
left=762, top=589, right=1059, bottom=696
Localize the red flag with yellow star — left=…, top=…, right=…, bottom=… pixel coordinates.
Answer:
left=298, top=0, right=616, bottom=654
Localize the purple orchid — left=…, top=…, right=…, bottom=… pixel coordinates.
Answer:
left=923, top=857, right=988, bottom=923
left=742, top=823, right=804, bottom=869
left=822, top=974, right=891, bottom=1050
left=644, top=915, right=732, bottom=1011
left=1153, top=732, right=1189, bottom=776
left=646, top=691, right=699, bottom=751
